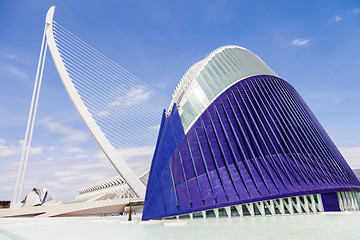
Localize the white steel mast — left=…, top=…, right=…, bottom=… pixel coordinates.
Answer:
left=12, top=11, right=49, bottom=208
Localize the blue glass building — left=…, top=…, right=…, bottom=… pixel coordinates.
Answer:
left=142, top=46, right=360, bottom=220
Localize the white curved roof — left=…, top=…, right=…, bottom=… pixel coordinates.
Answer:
left=169, top=45, right=278, bottom=133
left=77, top=167, right=150, bottom=196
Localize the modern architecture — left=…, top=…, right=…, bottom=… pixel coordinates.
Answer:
left=143, top=45, right=360, bottom=220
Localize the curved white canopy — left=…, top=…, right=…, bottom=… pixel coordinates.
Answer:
left=169, top=45, right=278, bottom=132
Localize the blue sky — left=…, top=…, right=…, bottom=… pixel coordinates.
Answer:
left=0, top=0, right=359, bottom=201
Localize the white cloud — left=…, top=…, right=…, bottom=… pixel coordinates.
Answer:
left=111, top=86, right=151, bottom=107
left=0, top=138, right=6, bottom=144
left=47, top=145, right=57, bottom=151
left=0, top=139, right=46, bottom=158
left=6, top=54, right=17, bottom=59
left=0, top=171, right=17, bottom=183
left=149, top=124, right=160, bottom=131
left=156, top=83, right=165, bottom=89
left=330, top=10, right=359, bottom=22
left=54, top=169, right=82, bottom=178
left=39, top=117, right=89, bottom=144
left=93, top=150, right=109, bottom=162
left=117, top=145, right=155, bottom=160
left=66, top=147, right=84, bottom=153
left=0, top=144, right=18, bottom=158
left=290, top=39, right=310, bottom=47
left=335, top=15, right=342, bottom=22
left=306, top=91, right=344, bottom=104
left=97, top=110, right=111, bottom=117
left=116, top=145, right=155, bottom=169
left=71, top=162, right=110, bottom=171
left=30, top=146, right=42, bottom=155
left=0, top=64, right=28, bottom=79
left=0, top=134, right=154, bottom=201
left=339, top=146, right=360, bottom=169
left=48, top=150, right=119, bottom=194
left=0, top=138, right=116, bottom=201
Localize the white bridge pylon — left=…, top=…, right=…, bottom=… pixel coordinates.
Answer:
left=13, top=6, right=169, bottom=205
left=45, top=6, right=146, bottom=198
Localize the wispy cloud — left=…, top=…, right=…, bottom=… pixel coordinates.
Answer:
left=75, top=154, right=88, bottom=159
left=117, top=145, right=155, bottom=160
left=339, top=146, right=360, bottom=169
left=0, top=144, right=18, bottom=158
left=0, top=64, right=28, bottom=79
left=30, top=146, right=42, bottom=155
left=2, top=148, right=120, bottom=201
left=38, top=118, right=89, bottom=144
left=330, top=9, right=359, bottom=22
left=65, top=147, right=84, bottom=153
left=111, top=86, right=151, bottom=107
left=97, top=110, right=111, bottom=117
left=116, top=145, right=155, bottom=169
left=48, top=150, right=118, bottom=195
left=1, top=52, right=31, bottom=65
left=0, top=140, right=44, bottom=159
left=6, top=54, right=17, bottom=60
left=149, top=124, right=160, bottom=131
left=0, top=171, right=17, bottom=185
left=305, top=90, right=359, bottom=108
left=156, top=83, right=165, bottom=89
left=335, top=15, right=342, bottom=22
left=306, top=91, right=343, bottom=104
left=290, top=39, right=310, bottom=47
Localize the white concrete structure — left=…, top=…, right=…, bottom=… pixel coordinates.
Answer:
left=23, top=188, right=52, bottom=207
left=75, top=168, right=149, bottom=202
left=0, top=198, right=138, bottom=218
left=45, top=6, right=146, bottom=198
